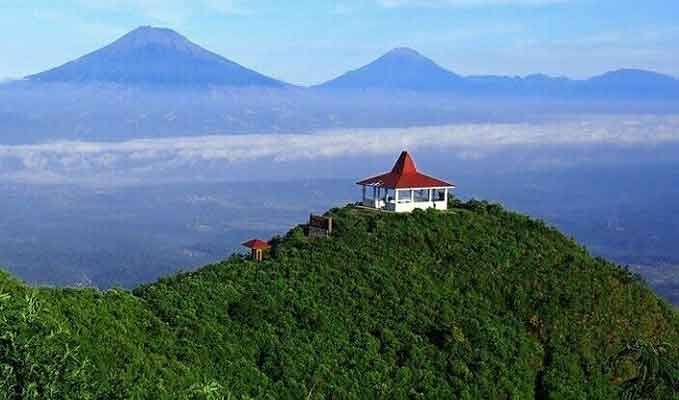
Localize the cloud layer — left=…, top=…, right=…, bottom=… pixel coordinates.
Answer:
left=1, top=115, right=678, bottom=184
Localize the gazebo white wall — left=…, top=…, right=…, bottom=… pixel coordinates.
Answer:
left=360, top=185, right=449, bottom=213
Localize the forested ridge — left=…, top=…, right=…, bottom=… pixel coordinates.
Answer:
left=0, top=201, right=677, bottom=399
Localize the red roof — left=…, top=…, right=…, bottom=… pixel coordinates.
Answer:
left=242, top=239, right=271, bottom=250
left=357, top=151, right=454, bottom=189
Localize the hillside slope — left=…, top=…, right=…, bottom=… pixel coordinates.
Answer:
left=0, top=202, right=677, bottom=399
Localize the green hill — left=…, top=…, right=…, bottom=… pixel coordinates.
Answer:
left=1, top=202, right=677, bottom=399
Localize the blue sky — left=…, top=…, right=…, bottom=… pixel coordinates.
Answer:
left=1, top=0, right=678, bottom=85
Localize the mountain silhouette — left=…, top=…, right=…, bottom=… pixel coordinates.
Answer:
left=317, top=47, right=465, bottom=91
left=27, top=26, right=288, bottom=87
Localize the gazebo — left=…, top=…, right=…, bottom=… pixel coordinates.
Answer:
left=357, top=151, right=455, bottom=213
left=242, top=239, right=271, bottom=262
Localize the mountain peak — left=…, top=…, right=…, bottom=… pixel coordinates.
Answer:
left=131, top=25, right=176, bottom=33
left=121, top=26, right=186, bottom=42
left=101, top=26, right=210, bottom=59
left=383, top=47, right=423, bottom=59
left=377, top=47, right=438, bottom=67
left=129, top=25, right=179, bottom=34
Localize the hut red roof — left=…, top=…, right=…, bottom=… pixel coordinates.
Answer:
left=357, top=151, right=454, bottom=189
left=242, top=239, right=271, bottom=250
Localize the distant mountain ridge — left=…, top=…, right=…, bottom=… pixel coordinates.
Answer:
left=317, top=47, right=679, bottom=96
left=27, top=26, right=287, bottom=87
left=20, top=26, right=679, bottom=92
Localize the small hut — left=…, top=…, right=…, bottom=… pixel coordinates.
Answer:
left=304, top=214, right=333, bottom=238
left=242, top=239, right=271, bottom=262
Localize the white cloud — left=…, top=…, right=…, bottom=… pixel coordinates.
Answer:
left=1, top=115, right=678, bottom=184
left=377, top=0, right=569, bottom=7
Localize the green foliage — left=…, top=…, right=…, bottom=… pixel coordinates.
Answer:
left=1, top=203, right=678, bottom=399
